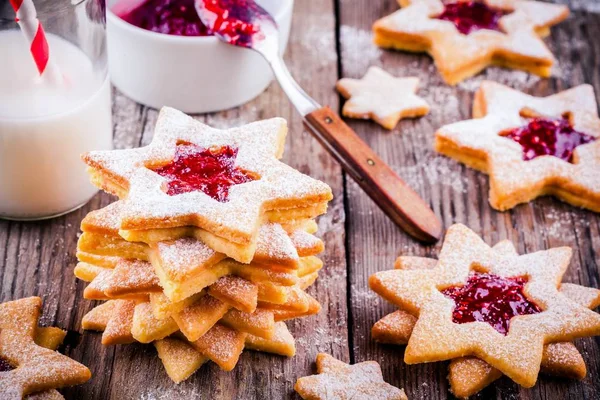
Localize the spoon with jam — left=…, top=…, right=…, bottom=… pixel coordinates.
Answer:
left=194, top=0, right=442, bottom=243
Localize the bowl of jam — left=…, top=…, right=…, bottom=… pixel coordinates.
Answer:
left=106, top=0, right=293, bottom=113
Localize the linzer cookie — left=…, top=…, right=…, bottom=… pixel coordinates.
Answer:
left=373, top=0, right=569, bottom=84
left=435, top=82, right=600, bottom=211
left=336, top=66, right=429, bottom=130
left=370, top=224, right=600, bottom=395
left=375, top=246, right=600, bottom=398
left=0, top=297, right=91, bottom=399
left=295, top=353, right=408, bottom=400
left=82, top=107, right=332, bottom=263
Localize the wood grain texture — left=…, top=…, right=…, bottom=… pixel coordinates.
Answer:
left=338, top=1, right=600, bottom=400
left=0, top=0, right=598, bottom=399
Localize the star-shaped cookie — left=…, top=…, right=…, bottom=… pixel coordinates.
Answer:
left=435, top=81, right=600, bottom=211
left=369, top=224, right=600, bottom=388
left=82, top=107, right=332, bottom=249
left=336, top=66, right=429, bottom=130
left=294, top=353, right=407, bottom=400
left=373, top=247, right=600, bottom=398
left=373, top=0, right=569, bottom=84
left=0, top=297, right=91, bottom=399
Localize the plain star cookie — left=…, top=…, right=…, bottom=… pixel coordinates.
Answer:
left=336, top=66, right=429, bottom=130
left=435, top=81, right=600, bottom=211
left=294, top=353, right=407, bottom=400
left=373, top=0, right=569, bottom=84
left=82, top=107, right=332, bottom=261
left=0, top=297, right=91, bottom=399
left=369, top=224, right=600, bottom=388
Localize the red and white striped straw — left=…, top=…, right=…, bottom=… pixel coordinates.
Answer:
left=10, top=0, right=62, bottom=83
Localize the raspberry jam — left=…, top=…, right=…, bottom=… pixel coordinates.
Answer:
left=0, top=357, right=14, bottom=371
left=441, top=272, right=541, bottom=335
left=116, top=0, right=267, bottom=46
left=503, top=117, right=596, bottom=162
left=196, top=0, right=268, bottom=47
left=117, top=0, right=210, bottom=37
left=152, top=144, right=256, bottom=201
left=436, top=1, right=504, bottom=35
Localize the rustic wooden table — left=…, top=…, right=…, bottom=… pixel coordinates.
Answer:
left=2, top=0, right=599, bottom=399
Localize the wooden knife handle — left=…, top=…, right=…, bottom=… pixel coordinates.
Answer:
left=304, top=106, right=442, bottom=243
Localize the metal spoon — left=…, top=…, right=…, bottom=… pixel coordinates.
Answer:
left=195, top=0, right=442, bottom=243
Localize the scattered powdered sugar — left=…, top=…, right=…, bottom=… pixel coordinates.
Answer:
left=298, top=14, right=337, bottom=69
left=551, top=0, right=600, bottom=12
left=457, top=69, right=540, bottom=93
left=112, top=90, right=145, bottom=150
left=339, top=25, right=382, bottom=76
left=205, top=109, right=255, bottom=130
left=254, top=224, right=299, bottom=263
left=295, top=326, right=346, bottom=353
left=393, top=156, right=470, bottom=195
left=155, top=237, right=218, bottom=278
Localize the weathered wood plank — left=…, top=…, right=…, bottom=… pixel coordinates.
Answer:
left=337, top=1, right=600, bottom=400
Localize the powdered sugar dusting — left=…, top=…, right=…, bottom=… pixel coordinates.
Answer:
left=295, top=354, right=407, bottom=400
left=337, top=66, right=429, bottom=129
left=83, top=107, right=332, bottom=247
left=374, top=0, right=568, bottom=84
left=340, top=25, right=382, bottom=76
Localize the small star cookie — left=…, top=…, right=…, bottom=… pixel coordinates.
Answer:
left=336, top=66, right=429, bottom=130
left=0, top=297, right=91, bottom=399
left=373, top=0, right=569, bottom=84
left=295, top=353, right=407, bottom=400
left=435, top=81, right=600, bottom=211
left=369, top=224, right=600, bottom=388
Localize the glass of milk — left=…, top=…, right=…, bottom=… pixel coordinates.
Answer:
left=0, top=0, right=113, bottom=220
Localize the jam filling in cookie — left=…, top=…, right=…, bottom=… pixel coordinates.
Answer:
left=118, top=0, right=210, bottom=37
left=152, top=144, right=256, bottom=201
left=503, top=117, right=597, bottom=162
left=0, top=356, right=14, bottom=371
left=441, top=272, right=541, bottom=335
left=437, top=1, right=505, bottom=35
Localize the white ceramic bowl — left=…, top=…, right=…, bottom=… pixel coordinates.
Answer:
left=106, top=0, right=293, bottom=113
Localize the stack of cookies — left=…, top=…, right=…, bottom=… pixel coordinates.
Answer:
left=74, top=107, right=333, bottom=383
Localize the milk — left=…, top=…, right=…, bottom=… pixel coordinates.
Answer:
left=0, top=30, right=113, bottom=220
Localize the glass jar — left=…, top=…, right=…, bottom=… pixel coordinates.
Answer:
left=0, top=0, right=112, bottom=220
